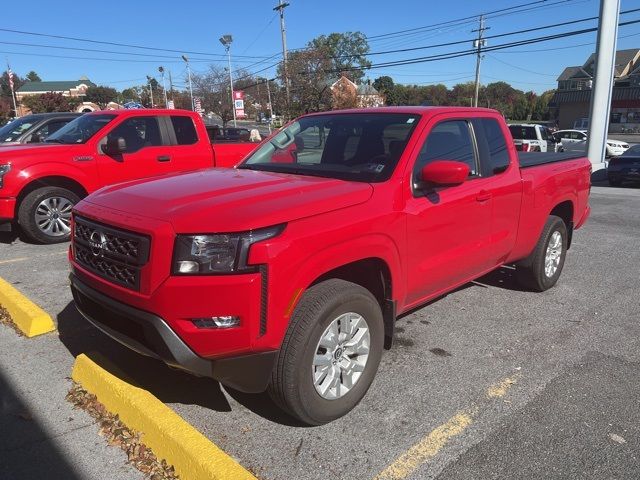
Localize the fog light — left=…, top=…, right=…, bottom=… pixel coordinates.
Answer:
left=192, top=316, right=240, bottom=329
left=177, top=261, right=199, bottom=273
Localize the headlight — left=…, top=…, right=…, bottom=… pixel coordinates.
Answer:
left=172, top=224, right=285, bottom=275
left=0, top=164, right=10, bottom=188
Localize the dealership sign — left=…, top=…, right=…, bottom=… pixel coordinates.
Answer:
left=233, top=90, right=246, bottom=118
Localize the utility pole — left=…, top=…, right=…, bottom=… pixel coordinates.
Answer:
left=182, top=55, right=194, bottom=111
left=472, top=15, right=489, bottom=108
left=159, top=66, right=168, bottom=108
left=146, top=75, right=154, bottom=108
left=273, top=0, right=290, bottom=117
left=219, top=35, right=236, bottom=127
left=265, top=78, right=273, bottom=134
left=586, top=0, right=621, bottom=171
left=168, top=70, right=174, bottom=100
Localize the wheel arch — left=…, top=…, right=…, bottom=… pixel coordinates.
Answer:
left=549, top=200, right=574, bottom=248
left=17, top=175, right=89, bottom=207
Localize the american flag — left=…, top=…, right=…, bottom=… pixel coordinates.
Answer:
left=7, top=67, right=14, bottom=90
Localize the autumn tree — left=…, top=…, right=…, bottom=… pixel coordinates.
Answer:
left=280, top=48, right=333, bottom=116
left=21, top=92, right=80, bottom=113
left=310, top=32, right=371, bottom=83
left=331, top=77, right=358, bottom=110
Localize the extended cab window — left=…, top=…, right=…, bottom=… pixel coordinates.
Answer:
left=105, top=117, right=162, bottom=154
left=475, top=118, right=509, bottom=174
left=171, top=116, right=198, bottom=145
left=414, top=120, right=478, bottom=184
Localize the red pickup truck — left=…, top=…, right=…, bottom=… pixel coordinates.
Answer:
left=0, top=109, right=257, bottom=243
left=69, top=107, right=591, bottom=425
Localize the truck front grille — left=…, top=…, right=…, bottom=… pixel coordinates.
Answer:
left=73, top=216, right=150, bottom=291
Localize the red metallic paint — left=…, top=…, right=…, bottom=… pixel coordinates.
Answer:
left=421, top=160, right=470, bottom=185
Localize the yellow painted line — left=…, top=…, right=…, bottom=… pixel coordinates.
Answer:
left=0, top=276, right=55, bottom=337
left=72, top=354, right=256, bottom=480
left=374, top=373, right=520, bottom=480
left=0, top=257, right=28, bottom=265
left=487, top=375, right=520, bottom=398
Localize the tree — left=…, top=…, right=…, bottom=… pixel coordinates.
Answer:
left=191, top=65, right=235, bottom=125
left=331, top=78, right=358, bottom=110
left=373, top=76, right=398, bottom=105
left=25, top=71, right=41, bottom=82
left=280, top=47, right=333, bottom=116
left=21, top=92, right=80, bottom=113
left=1, top=71, right=25, bottom=105
left=309, top=32, right=371, bottom=83
left=84, top=86, right=118, bottom=109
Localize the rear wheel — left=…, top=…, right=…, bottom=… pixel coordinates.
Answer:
left=18, top=186, right=79, bottom=244
left=268, top=279, right=384, bottom=425
left=516, top=215, right=567, bottom=292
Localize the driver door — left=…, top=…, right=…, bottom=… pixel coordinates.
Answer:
left=404, top=118, right=494, bottom=306
left=97, top=116, right=170, bottom=186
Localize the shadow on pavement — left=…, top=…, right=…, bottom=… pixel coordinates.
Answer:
left=0, top=230, right=20, bottom=245
left=474, top=266, right=530, bottom=292
left=56, top=302, right=300, bottom=425
left=0, top=370, right=83, bottom=480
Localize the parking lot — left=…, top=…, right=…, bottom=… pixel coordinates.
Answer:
left=1, top=185, right=639, bottom=480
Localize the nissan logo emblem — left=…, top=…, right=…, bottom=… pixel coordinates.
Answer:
left=89, top=230, right=106, bottom=257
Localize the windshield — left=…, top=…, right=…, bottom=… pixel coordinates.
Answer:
left=509, top=126, right=537, bottom=140
left=46, top=114, right=116, bottom=144
left=0, top=117, right=37, bottom=143
left=238, top=113, right=420, bottom=182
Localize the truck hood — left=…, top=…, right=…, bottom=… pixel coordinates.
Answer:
left=82, top=168, right=374, bottom=232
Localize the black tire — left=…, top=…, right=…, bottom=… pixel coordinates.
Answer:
left=268, top=279, right=384, bottom=425
left=516, top=215, right=568, bottom=292
left=18, top=186, right=80, bottom=244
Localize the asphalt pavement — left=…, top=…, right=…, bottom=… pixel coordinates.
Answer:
left=0, top=184, right=639, bottom=480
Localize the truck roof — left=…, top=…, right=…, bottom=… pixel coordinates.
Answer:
left=85, top=108, right=198, bottom=117
left=302, top=106, right=501, bottom=117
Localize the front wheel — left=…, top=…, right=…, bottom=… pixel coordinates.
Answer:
left=516, top=215, right=568, bottom=292
left=18, top=186, right=80, bottom=244
left=268, top=279, right=384, bottom=425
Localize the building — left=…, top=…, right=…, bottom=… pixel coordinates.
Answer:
left=330, top=76, right=385, bottom=108
left=550, top=49, right=640, bottom=131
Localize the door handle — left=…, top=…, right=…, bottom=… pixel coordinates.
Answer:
left=157, top=155, right=171, bottom=162
left=476, top=191, right=492, bottom=202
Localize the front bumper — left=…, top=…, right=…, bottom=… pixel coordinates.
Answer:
left=70, top=273, right=278, bottom=393
left=0, top=197, right=16, bottom=225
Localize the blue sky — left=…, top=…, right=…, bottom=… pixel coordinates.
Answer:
left=3, top=0, right=640, bottom=94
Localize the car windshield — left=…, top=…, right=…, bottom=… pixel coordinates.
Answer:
left=238, top=113, right=420, bottom=182
left=622, top=144, right=640, bottom=156
left=509, top=126, right=537, bottom=140
left=45, top=114, right=116, bottom=144
left=0, top=116, right=37, bottom=143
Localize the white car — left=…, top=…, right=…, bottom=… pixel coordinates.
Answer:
left=508, top=124, right=560, bottom=153
left=553, top=129, right=630, bottom=157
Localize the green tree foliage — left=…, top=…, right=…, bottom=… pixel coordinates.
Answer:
left=309, top=32, right=371, bottom=83
left=25, top=71, right=41, bottom=82
left=21, top=92, right=80, bottom=113
left=84, top=86, right=118, bottom=109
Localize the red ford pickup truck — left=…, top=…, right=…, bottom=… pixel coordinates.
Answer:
left=69, top=107, right=591, bottom=425
left=0, top=109, right=257, bottom=243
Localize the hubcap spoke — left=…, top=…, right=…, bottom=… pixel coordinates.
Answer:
left=34, top=196, right=75, bottom=238
left=544, top=231, right=563, bottom=278
left=312, top=312, right=371, bottom=400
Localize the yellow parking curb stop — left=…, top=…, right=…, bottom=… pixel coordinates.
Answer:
left=0, top=276, right=55, bottom=337
left=71, top=353, right=256, bottom=480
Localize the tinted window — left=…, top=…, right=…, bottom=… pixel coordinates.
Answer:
left=479, top=118, right=509, bottom=173
left=0, top=117, right=36, bottom=142
left=171, top=116, right=198, bottom=145
left=240, top=113, right=419, bottom=182
left=46, top=114, right=116, bottom=144
left=106, top=117, right=162, bottom=154
left=35, top=119, right=72, bottom=139
left=509, top=125, right=537, bottom=140
left=414, top=120, right=477, bottom=182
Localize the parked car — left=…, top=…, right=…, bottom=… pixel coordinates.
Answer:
left=69, top=106, right=591, bottom=425
left=608, top=144, right=640, bottom=186
left=553, top=129, right=630, bottom=157
left=508, top=123, right=560, bottom=152
left=0, top=113, right=82, bottom=146
left=206, top=125, right=252, bottom=142
left=0, top=109, right=259, bottom=243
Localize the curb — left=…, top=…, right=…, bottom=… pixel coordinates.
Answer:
left=71, top=354, right=256, bottom=480
left=0, top=276, right=56, bottom=337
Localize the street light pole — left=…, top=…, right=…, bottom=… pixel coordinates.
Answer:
left=219, top=35, right=237, bottom=127
left=159, top=66, right=168, bottom=108
left=182, top=55, right=194, bottom=111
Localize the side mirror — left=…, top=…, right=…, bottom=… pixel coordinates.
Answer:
left=103, top=136, right=127, bottom=156
left=420, top=160, right=470, bottom=186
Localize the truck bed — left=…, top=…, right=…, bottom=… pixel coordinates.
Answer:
left=518, top=152, right=586, bottom=169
